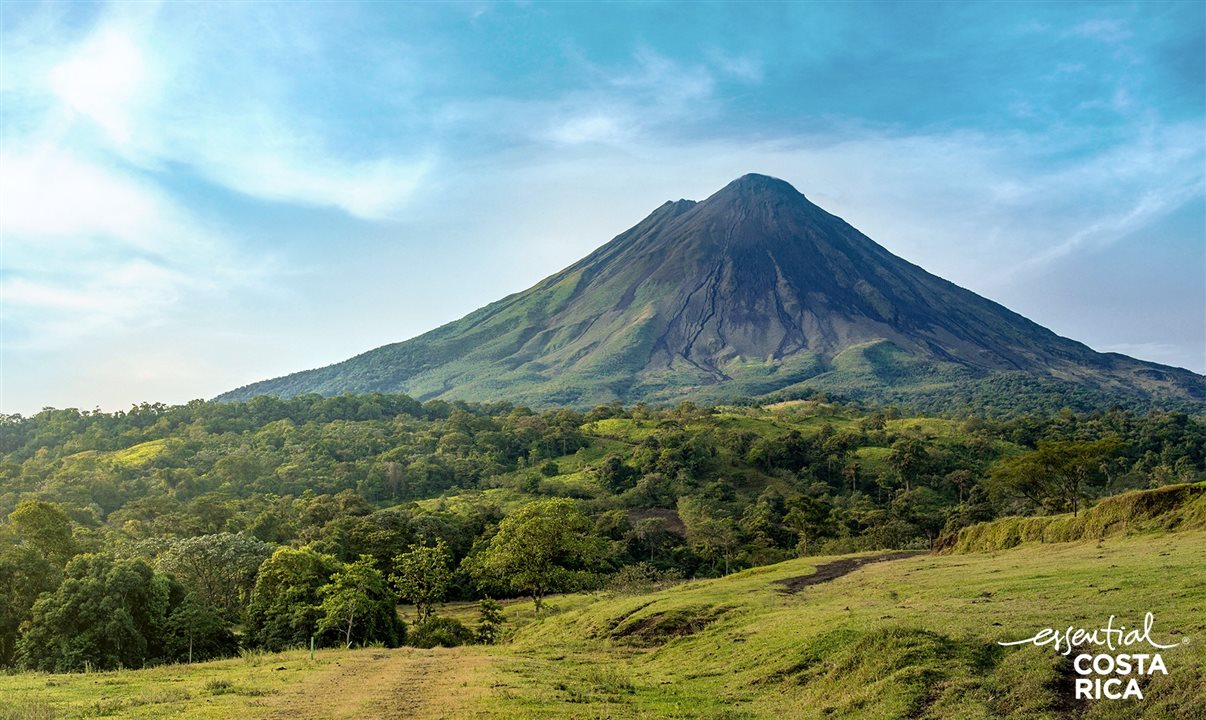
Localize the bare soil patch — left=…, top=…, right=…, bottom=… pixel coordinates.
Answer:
left=774, top=551, right=925, bottom=594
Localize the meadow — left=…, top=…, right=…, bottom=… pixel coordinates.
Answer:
left=3, top=508, right=1201, bottom=719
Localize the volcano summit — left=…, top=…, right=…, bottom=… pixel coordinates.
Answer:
left=220, top=175, right=1204, bottom=413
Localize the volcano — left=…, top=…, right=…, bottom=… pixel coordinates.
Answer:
left=219, top=174, right=1204, bottom=413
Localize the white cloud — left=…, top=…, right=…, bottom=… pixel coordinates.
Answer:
left=48, top=27, right=150, bottom=146
left=0, top=145, right=271, bottom=350
left=537, top=50, right=722, bottom=149
left=180, top=139, right=433, bottom=220
left=8, top=6, right=430, bottom=221
left=2, top=259, right=182, bottom=336
left=547, top=113, right=633, bottom=146
left=0, top=147, right=162, bottom=243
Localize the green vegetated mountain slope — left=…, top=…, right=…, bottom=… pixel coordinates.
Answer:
left=219, top=174, right=1205, bottom=414
left=9, top=485, right=1203, bottom=719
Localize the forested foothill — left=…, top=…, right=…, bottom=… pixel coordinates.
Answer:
left=1, top=393, right=1202, bottom=672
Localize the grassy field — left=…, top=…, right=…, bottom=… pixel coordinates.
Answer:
left=3, top=526, right=1202, bottom=719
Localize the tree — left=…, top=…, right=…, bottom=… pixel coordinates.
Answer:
left=626, top=517, right=672, bottom=562
left=9, top=500, right=76, bottom=564
left=475, top=598, right=505, bottom=644
left=989, top=438, right=1124, bottom=516
left=0, top=543, right=58, bottom=667
left=409, top=616, right=474, bottom=648
left=887, top=438, right=928, bottom=493
left=740, top=488, right=791, bottom=552
left=317, top=555, right=402, bottom=648
left=164, top=592, right=237, bottom=663
left=390, top=540, right=452, bottom=623
left=156, top=533, right=272, bottom=621
left=594, top=456, right=637, bottom=493
left=784, top=494, right=833, bottom=555
left=245, top=546, right=340, bottom=651
left=945, top=469, right=975, bottom=503
left=16, top=554, right=173, bottom=672
left=678, top=495, right=739, bottom=575
left=471, top=499, right=602, bottom=612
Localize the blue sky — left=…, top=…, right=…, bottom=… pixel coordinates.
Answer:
left=1, top=1, right=1203, bottom=414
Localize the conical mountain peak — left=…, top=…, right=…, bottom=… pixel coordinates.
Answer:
left=219, top=176, right=1205, bottom=412
left=688, top=174, right=822, bottom=239
left=704, top=173, right=808, bottom=205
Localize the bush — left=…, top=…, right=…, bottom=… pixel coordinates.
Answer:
left=408, top=616, right=474, bottom=648
left=475, top=599, right=505, bottom=644
left=606, top=563, right=684, bottom=595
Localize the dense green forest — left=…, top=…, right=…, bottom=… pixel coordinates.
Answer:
left=1, top=393, right=1203, bottom=673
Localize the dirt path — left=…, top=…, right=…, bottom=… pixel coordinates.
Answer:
left=774, top=551, right=925, bottom=593
left=261, top=646, right=492, bottom=719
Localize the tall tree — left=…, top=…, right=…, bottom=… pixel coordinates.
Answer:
left=470, top=499, right=602, bottom=612
left=887, top=438, right=928, bottom=493
left=390, top=540, right=452, bottom=623
left=164, top=592, right=237, bottom=663
left=156, top=532, right=272, bottom=621
left=678, top=496, right=739, bottom=575
left=989, top=438, right=1124, bottom=516
left=317, top=555, right=402, bottom=648
left=245, top=546, right=340, bottom=651
left=9, top=500, right=76, bottom=564
left=0, top=543, right=58, bottom=667
left=16, top=554, right=174, bottom=672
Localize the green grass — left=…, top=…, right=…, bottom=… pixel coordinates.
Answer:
left=0, top=648, right=317, bottom=719
left=583, top=418, right=661, bottom=442
left=488, top=531, right=1204, bottom=719
left=412, top=487, right=533, bottom=514
left=13, top=488, right=1204, bottom=719
left=108, top=439, right=170, bottom=468
left=938, top=482, right=1206, bottom=554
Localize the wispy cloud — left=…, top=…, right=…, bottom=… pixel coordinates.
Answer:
left=11, top=3, right=432, bottom=220
left=0, top=145, right=271, bottom=350
left=1069, top=18, right=1133, bottom=44
left=707, top=50, right=764, bottom=84
left=539, top=50, right=722, bottom=149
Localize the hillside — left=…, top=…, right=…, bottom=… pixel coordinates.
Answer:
left=935, top=482, right=1206, bottom=554
left=5, top=518, right=1202, bottom=719
left=218, top=174, right=1205, bottom=414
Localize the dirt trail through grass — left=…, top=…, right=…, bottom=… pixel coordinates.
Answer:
left=261, top=646, right=490, bottom=720
left=773, top=551, right=924, bottom=593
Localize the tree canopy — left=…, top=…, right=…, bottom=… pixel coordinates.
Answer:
left=472, top=499, right=604, bottom=611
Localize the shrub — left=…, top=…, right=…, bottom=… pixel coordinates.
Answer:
left=606, top=563, right=684, bottom=595
left=408, top=616, right=474, bottom=648
left=475, top=599, right=505, bottom=644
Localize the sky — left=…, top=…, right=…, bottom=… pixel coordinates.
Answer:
left=1, top=1, right=1204, bottom=415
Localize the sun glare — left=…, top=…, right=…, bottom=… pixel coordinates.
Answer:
left=48, top=30, right=146, bottom=144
